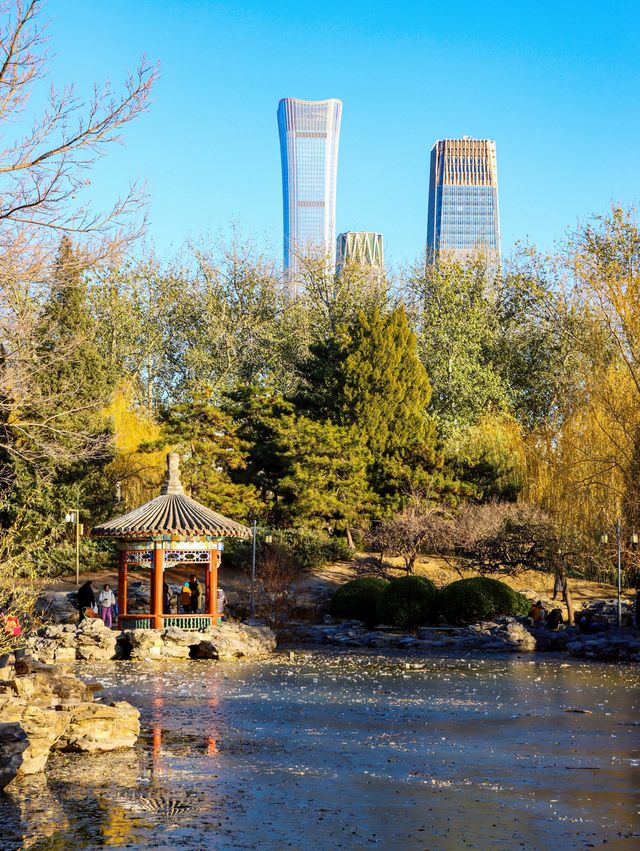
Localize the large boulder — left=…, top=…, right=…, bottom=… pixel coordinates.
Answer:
left=75, top=617, right=118, bottom=662
left=0, top=662, right=140, bottom=778
left=159, top=627, right=192, bottom=659
left=0, top=698, right=70, bottom=773
left=0, top=723, right=28, bottom=789
left=54, top=701, right=140, bottom=752
left=502, top=621, right=537, bottom=652
left=124, top=628, right=164, bottom=660
left=191, top=623, right=276, bottom=660
left=34, top=591, right=79, bottom=625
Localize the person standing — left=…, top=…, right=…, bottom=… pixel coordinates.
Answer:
left=163, top=581, right=172, bottom=614
left=77, top=581, right=95, bottom=621
left=217, top=586, right=226, bottom=619
left=180, top=582, right=191, bottom=613
left=97, top=584, right=116, bottom=628
left=188, top=575, right=201, bottom=614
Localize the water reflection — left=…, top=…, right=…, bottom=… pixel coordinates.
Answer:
left=0, top=653, right=638, bottom=849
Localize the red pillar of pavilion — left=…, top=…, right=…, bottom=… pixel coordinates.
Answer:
left=151, top=545, right=164, bottom=629
left=207, top=548, right=221, bottom=619
left=117, top=549, right=128, bottom=625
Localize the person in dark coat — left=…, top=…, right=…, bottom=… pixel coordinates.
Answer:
left=163, top=581, right=171, bottom=614
left=77, top=581, right=95, bottom=621
left=188, top=575, right=200, bottom=614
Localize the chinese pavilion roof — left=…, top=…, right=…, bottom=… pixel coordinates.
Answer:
left=92, top=453, right=251, bottom=540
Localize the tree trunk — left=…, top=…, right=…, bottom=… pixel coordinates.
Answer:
left=345, top=527, right=355, bottom=550
left=562, top=579, right=575, bottom=625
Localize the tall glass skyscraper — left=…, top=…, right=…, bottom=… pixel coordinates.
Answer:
left=277, top=98, right=342, bottom=276
left=426, top=138, right=500, bottom=263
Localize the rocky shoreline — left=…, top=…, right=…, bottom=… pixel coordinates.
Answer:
left=0, top=659, right=139, bottom=791
left=25, top=618, right=277, bottom=664
left=282, top=617, right=640, bottom=662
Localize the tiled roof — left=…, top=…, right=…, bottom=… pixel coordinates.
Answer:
left=92, top=453, right=251, bottom=540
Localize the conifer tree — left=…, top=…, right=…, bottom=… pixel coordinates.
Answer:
left=276, top=415, right=374, bottom=531
left=160, top=392, right=262, bottom=521
left=298, top=305, right=444, bottom=507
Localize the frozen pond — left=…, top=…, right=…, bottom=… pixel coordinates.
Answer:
left=1, top=651, right=639, bottom=849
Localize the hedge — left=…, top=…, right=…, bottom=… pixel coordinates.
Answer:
left=438, top=577, right=530, bottom=625
left=330, top=577, right=389, bottom=627
left=378, top=575, right=439, bottom=629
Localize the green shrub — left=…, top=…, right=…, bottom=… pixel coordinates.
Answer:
left=330, top=577, right=389, bottom=627
left=438, top=577, right=530, bottom=625
left=222, top=528, right=352, bottom=573
left=378, top=575, right=439, bottom=629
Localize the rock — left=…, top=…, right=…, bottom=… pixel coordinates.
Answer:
left=75, top=617, right=118, bottom=662
left=126, top=581, right=150, bottom=613
left=159, top=627, right=192, bottom=659
left=0, top=663, right=140, bottom=776
left=34, top=591, right=79, bottom=625
left=503, top=621, right=537, bottom=652
left=124, top=628, right=164, bottom=660
left=0, top=723, right=28, bottom=789
left=191, top=623, right=276, bottom=660
left=0, top=698, right=70, bottom=773
left=55, top=701, right=140, bottom=752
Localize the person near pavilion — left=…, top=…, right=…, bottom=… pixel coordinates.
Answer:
left=188, top=575, right=201, bottom=614
left=77, top=580, right=95, bottom=621
left=97, top=584, right=116, bottom=628
left=180, top=581, right=191, bottom=613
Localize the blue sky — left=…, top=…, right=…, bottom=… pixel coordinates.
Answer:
left=44, top=0, right=640, bottom=269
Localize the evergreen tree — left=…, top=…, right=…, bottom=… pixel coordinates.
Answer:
left=276, top=415, right=374, bottom=531
left=160, top=392, right=262, bottom=521
left=297, top=305, right=445, bottom=507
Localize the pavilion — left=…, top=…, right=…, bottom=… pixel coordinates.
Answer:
left=92, top=452, right=251, bottom=630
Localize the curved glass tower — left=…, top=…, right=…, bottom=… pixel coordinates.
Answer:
left=277, top=98, right=342, bottom=276
left=427, top=138, right=500, bottom=263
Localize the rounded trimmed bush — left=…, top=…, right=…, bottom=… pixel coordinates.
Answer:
left=438, top=577, right=530, bottom=625
left=378, top=575, right=439, bottom=629
left=330, top=577, right=389, bottom=627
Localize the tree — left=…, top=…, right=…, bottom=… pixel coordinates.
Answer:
left=159, top=393, right=261, bottom=521
left=276, top=414, right=373, bottom=534
left=0, top=0, right=156, bottom=248
left=297, top=305, right=443, bottom=506
left=405, top=255, right=508, bottom=436
left=366, top=500, right=454, bottom=574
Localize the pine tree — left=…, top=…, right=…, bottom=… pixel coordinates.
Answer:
left=297, top=305, right=443, bottom=506
left=160, top=392, right=262, bottom=521
left=276, top=415, right=374, bottom=531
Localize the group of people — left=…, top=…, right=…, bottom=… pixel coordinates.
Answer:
left=77, top=581, right=116, bottom=627
left=78, top=575, right=226, bottom=627
left=528, top=600, right=564, bottom=631
left=162, top=575, right=203, bottom=614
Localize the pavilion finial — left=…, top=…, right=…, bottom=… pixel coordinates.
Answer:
left=161, top=451, right=185, bottom=496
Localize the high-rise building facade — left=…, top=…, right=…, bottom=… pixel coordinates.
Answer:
left=426, top=138, right=500, bottom=263
left=336, top=231, right=384, bottom=275
left=277, top=98, right=342, bottom=276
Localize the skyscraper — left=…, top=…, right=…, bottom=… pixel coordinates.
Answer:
left=277, top=98, right=342, bottom=276
left=336, top=231, right=384, bottom=276
left=426, top=138, right=500, bottom=263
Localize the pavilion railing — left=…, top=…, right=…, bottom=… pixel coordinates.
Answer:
left=119, top=614, right=220, bottom=631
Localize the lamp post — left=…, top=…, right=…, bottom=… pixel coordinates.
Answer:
left=602, top=519, right=626, bottom=629
left=64, top=508, right=82, bottom=586
left=250, top=518, right=257, bottom=619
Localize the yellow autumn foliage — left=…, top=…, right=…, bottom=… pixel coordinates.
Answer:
left=102, top=383, right=167, bottom=510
